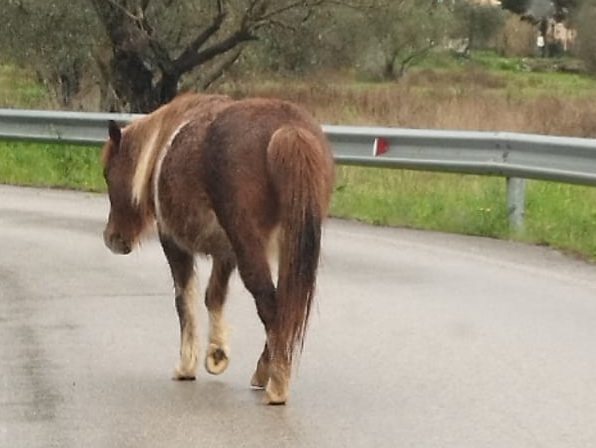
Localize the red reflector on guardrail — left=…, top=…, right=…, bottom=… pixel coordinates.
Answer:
left=373, top=137, right=389, bottom=156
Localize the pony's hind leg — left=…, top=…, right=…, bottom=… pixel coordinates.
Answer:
left=234, top=241, right=289, bottom=405
left=204, top=255, right=236, bottom=375
left=251, top=343, right=270, bottom=389
left=160, top=233, right=199, bottom=380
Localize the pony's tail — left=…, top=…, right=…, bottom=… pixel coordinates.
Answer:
left=266, top=125, right=334, bottom=364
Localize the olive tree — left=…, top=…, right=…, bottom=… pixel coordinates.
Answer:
left=452, top=1, right=506, bottom=53
left=1, top=0, right=335, bottom=112
left=575, top=0, right=596, bottom=74
left=1, top=0, right=100, bottom=107
left=90, top=0, right=339, bottom=112
left=245, top=4, right=363, bottom=74
left=356, top=0, right=456, bottom=80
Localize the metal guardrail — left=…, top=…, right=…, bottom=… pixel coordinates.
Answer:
left=2, top=107, right=596, bottom=230
left=0, top=109, right=141, bottom=145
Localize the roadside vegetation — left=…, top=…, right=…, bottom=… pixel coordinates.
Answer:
left=1, top=1, right=596, bottom=259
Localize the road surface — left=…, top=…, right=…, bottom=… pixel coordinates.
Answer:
left=1, top=185, right=595, bottom=447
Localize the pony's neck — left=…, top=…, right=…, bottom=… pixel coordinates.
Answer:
left=128, top=116, right=192, bottom=225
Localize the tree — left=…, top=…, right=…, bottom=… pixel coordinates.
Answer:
left=1, top=0, right=101, bottom=107
left=574, top=0, right=596, bottom=74
left=500, top=0, right=579, bottom=21
left=452, top=1, right=506, bottom=53
left=89, top=0, right=332, bottom=112
left=500, top=0, right=531, bottom=15
left=356, top=0, right=455, bottom=80
left=1, top=0, right=333, bottom=112
left=244, top=5, right=362, bottom=74
left=553, top=0, right=579, bottom=21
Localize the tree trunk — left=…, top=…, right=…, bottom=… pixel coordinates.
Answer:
left=57, top=61, right=82, bottom=107
left=110, top=50, right=153, bottom=112
left=110, top=49, right=180, bottom=113
left=383, top=57, right=396, bottom=81
left=90, top=0, right=312, bottom=112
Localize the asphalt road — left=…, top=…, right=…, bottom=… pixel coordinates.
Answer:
left=1, top=184, right=596, bottom=448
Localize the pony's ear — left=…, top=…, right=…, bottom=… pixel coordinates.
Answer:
left=108, top=120, right=122, bottom=145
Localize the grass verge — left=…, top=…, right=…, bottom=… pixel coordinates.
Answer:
left=334, top=166, right=596, bottom=260
left=0, top=142, right=104, bottom=191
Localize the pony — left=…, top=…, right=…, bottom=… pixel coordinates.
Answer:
left=100, top=92, right=334, bottom=404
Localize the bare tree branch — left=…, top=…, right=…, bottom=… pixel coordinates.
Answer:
left=253, top=17, right=300, bottom=32
left=105, top=0, right=140, bottom=21
left=175, top=29, right=255, bottom=74
left=87, top=0, right=333, bottom=111
left=246, top=0, right=327, bottom=33
left=172, top=4, right=226, bottom=74
left=198, top=47, right=243, bottom=90
left=259, top=0, right=325, bottom=21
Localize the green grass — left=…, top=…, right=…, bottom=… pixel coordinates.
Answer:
left=333, top=167, right=508, bottom=236
left=469, top=50, right=526, bottom=72
left=333, top=166, right=596, bottom=259
left=524, top=181, right=596, bottom=258
left=410, top=51, right=596, bottom=99
left=470, top=51, right=596, bottom=97
left=0, top=64, right=49, bottom=108
left=0, top=142, right=104, bottom=191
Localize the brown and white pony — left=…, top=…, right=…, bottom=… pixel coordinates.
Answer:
left=100, top=92, right=334, bottom=404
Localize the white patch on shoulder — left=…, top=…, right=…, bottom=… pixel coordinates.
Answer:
left=153, top=120, right=191, bottom=224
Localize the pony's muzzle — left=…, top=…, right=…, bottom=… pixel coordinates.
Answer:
left=103, top=228, right=132, bottom=255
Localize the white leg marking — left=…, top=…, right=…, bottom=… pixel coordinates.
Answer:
left=174, top=278, right=199, bottom=380
left=251, top=343, right=270, bottom=389
left=205, top=310, right=230, bottom=375
left=265, top=360, right=290, bottom=405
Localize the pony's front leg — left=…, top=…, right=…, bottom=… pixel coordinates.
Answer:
left=160, top=233, right=199, bottom=380
left=204, top=255, right=236, bottom=375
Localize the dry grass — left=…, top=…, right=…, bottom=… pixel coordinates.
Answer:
left=216, top=67, right=596, bottom=258
left=221, top=69, right=596, bottom=138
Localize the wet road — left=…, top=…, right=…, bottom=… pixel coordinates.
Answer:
left=1, top=185, right=596, bottom=447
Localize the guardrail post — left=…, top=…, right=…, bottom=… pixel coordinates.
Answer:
left=507, top=177, right=526, bottom=233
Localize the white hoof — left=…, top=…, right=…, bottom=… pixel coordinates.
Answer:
left=172, top=350, right=198, bottom=380
left=205, top=343, right=230, bottom=375
left=251, top=370, right=268, bottom=389
left=251, top=356, right=269, bottom=388
left=264, top=378, right=288, bottom=405
left=172, top=364, right=196, bottom=381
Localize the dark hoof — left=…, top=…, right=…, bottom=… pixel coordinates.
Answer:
left=173, top=375, right=196, bottom=381
left=205, top=345, right=230, bottom=375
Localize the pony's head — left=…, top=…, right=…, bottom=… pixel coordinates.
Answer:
left=101, top=120, right=153, bottom=254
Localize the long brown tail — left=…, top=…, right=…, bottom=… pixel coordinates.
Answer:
left=267, top=125, right=334, bottom=363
